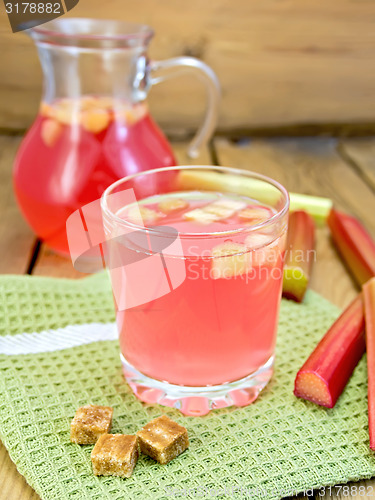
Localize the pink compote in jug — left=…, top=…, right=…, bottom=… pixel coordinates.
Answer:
left=13, top=18, right=219, bottom=254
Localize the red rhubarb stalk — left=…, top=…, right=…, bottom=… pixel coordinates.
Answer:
left=364, top=277, right=375, bottom=449
left=294, top=294, right=365, bottom=407
left=282, top=210, right=315, bottom=302
left=328, top=209, right=375, bottom=286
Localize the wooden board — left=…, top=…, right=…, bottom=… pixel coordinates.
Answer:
left=0, top=136, right=36, bottom=274
left=339, top=138, right=375, bottom=192
left=2, top=0, right=375, bottom=132
left=0, top=447, right=39, bottom=500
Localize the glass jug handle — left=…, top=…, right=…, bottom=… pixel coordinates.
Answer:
left=149, top=57, right=220, bottom=158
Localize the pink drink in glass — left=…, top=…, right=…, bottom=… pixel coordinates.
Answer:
left=102, top=167, right=289, bottom=415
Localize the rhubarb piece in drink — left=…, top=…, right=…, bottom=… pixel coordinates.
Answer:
left=363, top=277, right=375, bottom=449
left=81, top=108, right=110, bottom=134
left=211, top=242, right=250, bottom=279
left=184, top=208, right=218, bottom=224
left=282, top=210, right=315, bottom=302
left=212, top=198, right=247, bottom=211
left=239, top=206, right=273, bottom=224
left=184, top=197, right=246, bottom=223
left=328, top=209, right=375, bottom=286
left=127, top=205, right=162, bottom=226
left=204, top=203, right=236, bottom=219
left=39, top=102, right=54, bottom=118
left=158, top=198, right=188, bottom=214
left=115, top=102, right=148, bottom=125
left=245, top=233, right=274, bottom=266
left=294, top=295, right=365, bottom=407
left=40, top=119, right=63, bottom=147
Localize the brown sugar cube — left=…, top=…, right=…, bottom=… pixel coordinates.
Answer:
left=91, top=434, right=138, bottom=478
left=136, top=415, right=189, bottom=465
left=70, top=405, right=113, bottom=444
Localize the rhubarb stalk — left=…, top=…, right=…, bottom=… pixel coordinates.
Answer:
left=363, top=277, right=375, bottom=449
left=289, top=192, right=332, bottom=226
left=177, top=170, right=332, bottom=224
left=294, top=294, right=365, bottom=407
left=282, top=210, right=315, bottom=302
left=328, top=209, right=375, bottom=286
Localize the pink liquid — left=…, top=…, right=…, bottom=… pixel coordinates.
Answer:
left=117, top=193, right=286, bottom=387
left=13, top=98, right=176, bottom=254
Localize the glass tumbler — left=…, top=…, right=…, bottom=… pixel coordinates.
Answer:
left=101, top=166, right=289, bottom=415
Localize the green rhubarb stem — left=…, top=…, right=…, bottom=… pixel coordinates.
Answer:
left=176, top=170, right=332, bottom=224
left=289, top=193, right=332, bottom=226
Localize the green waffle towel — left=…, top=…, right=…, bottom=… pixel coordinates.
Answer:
left=0, top=273, right=374, bottom=500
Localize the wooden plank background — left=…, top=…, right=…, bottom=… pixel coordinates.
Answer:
left=1, top=0, right=375, bottom=133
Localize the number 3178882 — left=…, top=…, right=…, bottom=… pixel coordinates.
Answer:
left=5, top=3, right=62, bottom=14
left=319, top=485, right=374, bottom=497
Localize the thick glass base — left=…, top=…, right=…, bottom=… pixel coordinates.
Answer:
left=121, top=354, right=274, bottom=416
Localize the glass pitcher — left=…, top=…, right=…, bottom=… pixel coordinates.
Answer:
left=13, top=18, right=220, bottom=255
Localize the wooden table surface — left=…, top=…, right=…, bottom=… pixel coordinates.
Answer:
left=0, top=134, right=375, bottom=499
